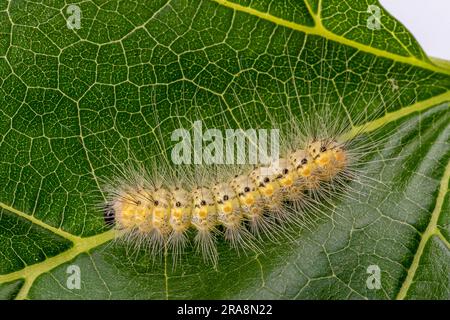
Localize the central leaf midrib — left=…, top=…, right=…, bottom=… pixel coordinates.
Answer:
left=396, top=160, right=450, bottom=299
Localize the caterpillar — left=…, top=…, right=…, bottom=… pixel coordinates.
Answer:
left=104, top=136, right=348, bottom=263
left=97, top=53, right=414, bottom=268
left=104, top=141, right=348, bottom=265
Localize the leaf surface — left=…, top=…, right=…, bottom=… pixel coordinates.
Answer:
left=0, top=0, right=449, bottom=299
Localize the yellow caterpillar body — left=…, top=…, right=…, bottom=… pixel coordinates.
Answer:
left=106, top=138, right=348, bottom=265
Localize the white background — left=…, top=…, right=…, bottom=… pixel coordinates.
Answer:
left=380, top=0, right=450, bottom=60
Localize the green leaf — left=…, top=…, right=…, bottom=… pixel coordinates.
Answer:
left=0, top=0, right=449, bottom=300
left=404, top=235, right=450, bottom=299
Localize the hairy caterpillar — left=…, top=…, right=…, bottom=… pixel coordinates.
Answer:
left=96, top=52, right=416, bottom=268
